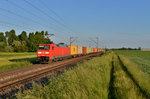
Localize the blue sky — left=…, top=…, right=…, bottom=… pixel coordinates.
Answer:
left=0, top=0, right=150, bottom=48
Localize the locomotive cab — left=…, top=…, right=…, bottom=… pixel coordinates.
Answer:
left=37, top=44, right=51, bottom=62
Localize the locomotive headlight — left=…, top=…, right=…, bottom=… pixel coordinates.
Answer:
left=45, top=52, right=49, bottom=54
left=38, top=52, right=41, bottom=54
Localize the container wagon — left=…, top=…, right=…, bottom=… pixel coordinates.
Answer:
left=77, top=46, right=82, bottom=56
left=93, top=48, right=96, bottom=52
left=67, top=45, right=78, bottom=57
left=82, top=47, right=87, bottom=55
left=97, top=49, right=101, bottom=52
left=91, top=48, right=94, bottom=53
left=86, top=47, right=89, bottom=54
left=89, top=48, right=92, bottom=53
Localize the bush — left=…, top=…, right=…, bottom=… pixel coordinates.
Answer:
left=12, top=41, right=28, bottom=52
left=0, top=42, right=6, bottom=51
left=4, top=46, right=14, bottom=52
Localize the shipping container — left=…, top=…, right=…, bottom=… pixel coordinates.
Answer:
left=91, top=48, right=94, bottom=53
left=100, top=49, right=101, bottom=52
left=95, top=48, right=98, bottom=52
left=82, top=47, right=87, bottom=55
left=67, top=45, right=78, bottom=55
left=97, top=49, right=101, bottom=52
left=95, top=48, right=97, bottom=52
left=86, top=47, right=89, bottom=54
left=97, top=49, right=99, bottom=52
left=89, top=48, right=92, bottom=53
left=77, top=46, right=82, bottom=55
left=93, top=48, right=96, bottom=52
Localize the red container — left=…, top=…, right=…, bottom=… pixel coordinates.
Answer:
left=91, top=48, right=94, bottom=53
left=99, top=49, right=102, bottom=52
left=82, top=47, right=87, bottom=55
left=97, top=49, right=101, bottom=52
left=93, top=48, right=97, bottom=52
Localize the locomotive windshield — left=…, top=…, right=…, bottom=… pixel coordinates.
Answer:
left=38, top=45, right=50, bottom=50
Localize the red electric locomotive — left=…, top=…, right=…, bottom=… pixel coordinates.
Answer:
left=37, top=43, right=70, bottom=62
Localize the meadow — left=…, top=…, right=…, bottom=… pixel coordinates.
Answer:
left=0, top=52, right=36, bottom=71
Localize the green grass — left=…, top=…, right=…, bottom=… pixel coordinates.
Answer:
left=114, top=50, right=150, bottom=97
left=112, top=55, right=143, bottom=99
left=119, top=55, right=150, bottom=98
left=114, top=50, right=150, bottom=76
left=0, top=52, right=36, bottom=71
left=16, top=52, right=113, bottom=99
left=11, top=51, right=150, bottom=98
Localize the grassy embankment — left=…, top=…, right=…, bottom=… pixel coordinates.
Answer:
left=0, top=52, right=36, bottom=71
left=16, top=52, right=113, bottom=99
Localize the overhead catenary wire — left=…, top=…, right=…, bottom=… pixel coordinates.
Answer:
left=0, top=0, right=79, bottom=40
left=0, top=7, right=49, bottom=29
left=6, top=0, right=72, bottom=34
left=5, top=0, right=59, bottom=31
left=89, top=37, right=99, bottom=48
left=38, top=0, right=66, bottom=24
left=23, top=0, right=75, bottom=34
left=0, top=13, right=64, bottom=35
left=24, top=0, right=65, bottom=26
left=0, top=21, right=33, bottom=31
left=38, top=0, right=77, bottom=34
left=6, top=0, right=44, bottom=21
left=0, top=12, right=31, bottom=27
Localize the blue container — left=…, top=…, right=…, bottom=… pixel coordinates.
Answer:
left=89, top=48, right=92, bottom=53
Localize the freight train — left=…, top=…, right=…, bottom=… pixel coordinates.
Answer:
left=37, top=43, right=102, bottom=63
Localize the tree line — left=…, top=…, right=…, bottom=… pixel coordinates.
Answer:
left=0, top=29, right=52, bottom=52
left=111, top=47, right=141, bottom=50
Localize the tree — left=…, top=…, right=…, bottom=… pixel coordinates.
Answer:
left=5, top=29, right=18, bottom=45
left=19, top=31, right=28, bottom=41
left=28, top=32, right=36, bottom=52
left=0, top=32, right=6, bottom=43
left=138, top=47, right=141, bottom=50
left=0, top=30, right=53, bottom=52
left=28, top=31, right=51, bottom=52
left=41, top=31, right=44, bottom=37
left=45, top=31, right=48, bottom=36
left=12, top=40, right=28, bottom=52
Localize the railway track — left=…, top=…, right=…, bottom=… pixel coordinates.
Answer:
left=0, top=53, right=101, bottom=96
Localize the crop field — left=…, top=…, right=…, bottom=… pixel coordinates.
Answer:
left=0, top=52, right=36, bottom=72
left=14, top=51, right=150, bottom=99
left=115, top=50, right=150, bottom=77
